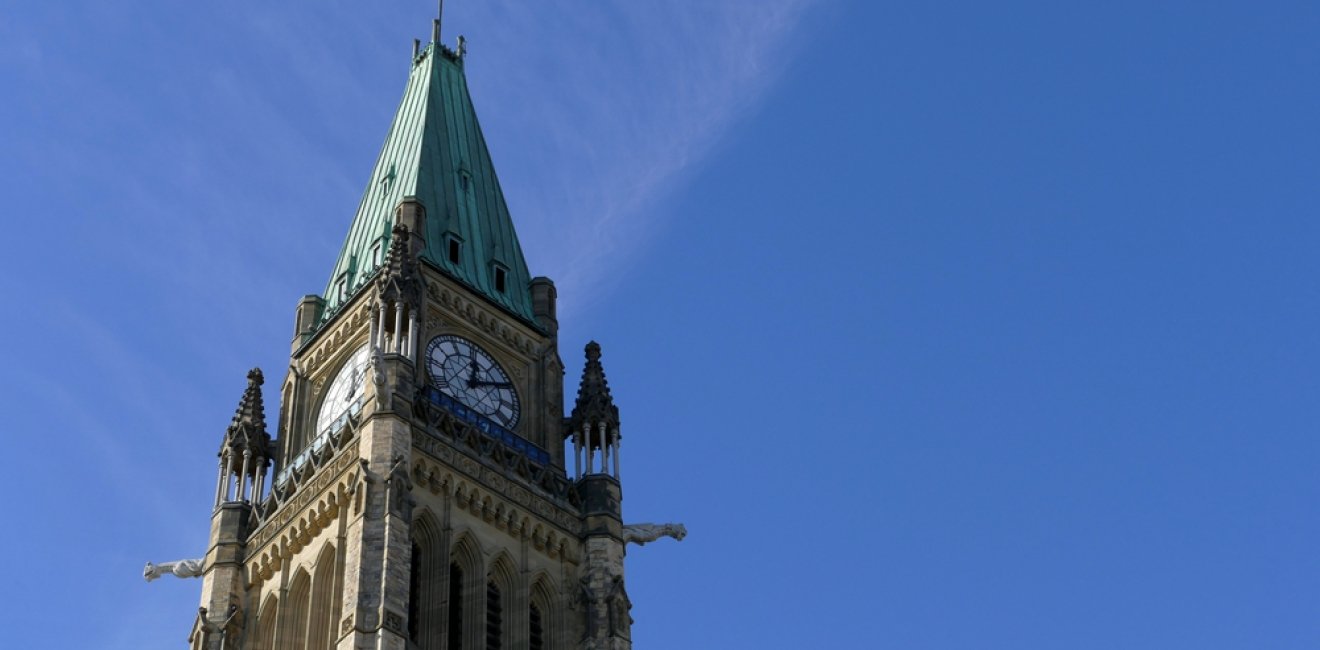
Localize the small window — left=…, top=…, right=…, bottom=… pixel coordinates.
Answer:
left=494, top=266, right=507, bottom=293
left=378, top=163, right=397, bottom=200
left=459, top=171, right=471, bottom=192
left=447, top=237, right=462, bottom=264
left=336, top=279, right=347, bottom=302
left=371, top=243, right=382, bottom=267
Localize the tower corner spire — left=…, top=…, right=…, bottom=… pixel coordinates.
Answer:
left=570, top=341, right=620, bottom=431
left=214, top=367, right=272, bottom=507
left=223, top=368, right=269, bottom=451
left=569, top=341, right=623, bottom=481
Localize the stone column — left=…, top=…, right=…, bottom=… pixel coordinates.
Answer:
left=238, top=450, right=252, bottom=501
left=612, top=437, right=621, bottom=479
left=214, top=452, right=228, bottom=507
left=253, top=457, right=266, bottom=503
left=407, top=311, right=418, bottom=361
left=336, top=411, right=414, bottom=649
left=393, top=304, right=404, bottom=354
left=573, top=434, right=582, bottom=478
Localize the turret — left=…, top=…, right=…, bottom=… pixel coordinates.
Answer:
left=291, top=294, right=324, bottom=354
left=214, top=368, right=272, bottom=507
left=372, top=216, right=424, bottom=363
left=531, top=276, right=558, bottom=337
left=569, top=342, right=634, bottom=648
left=568, top=341, right=621, bottom=481
left=194, top=368, right=271, bottom=649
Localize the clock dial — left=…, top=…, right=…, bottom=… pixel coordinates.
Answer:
left=426, top=335, right=521, bottom=428
left=314, top=344, right=370, bottom=437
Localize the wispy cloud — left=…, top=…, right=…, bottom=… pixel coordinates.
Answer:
left=451, top=0, right=823, bottom=318
left=31, top=2, right=822, bottom=332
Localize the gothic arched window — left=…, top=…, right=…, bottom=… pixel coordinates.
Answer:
left=448, top=562, right=464, bottom=650
left=285, top=568, right=311, bottom=650
left=529, top=603, right=544, bottom=650
left=485, top=581, right=503, bottom=650
left=411, top=513, right=446, bottom=649
left=308, top=543, right=338, bottom=650
left=254, top=594, right=278, bottom=650
left=409, top=542, right=423, bottom=643
left=530, top=575, right=556, bottom=650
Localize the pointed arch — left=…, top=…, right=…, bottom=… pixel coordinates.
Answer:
left=410, top=509, right=445, bottom=649
left=486, top=551, right=517, bottom=586
left=307, top=542, right=337, bottom=650
left=254, top=593, right=279, bottom=650
left=448, top=532, right=484, bottom=650
left=529, top=573, right=557, bottom=650
left=281, top=568, right=311, bottom=650
left=485, top=552, right=517, bottom=650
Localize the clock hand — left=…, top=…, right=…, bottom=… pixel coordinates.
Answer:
left=467, top=357, right=480, bottom=388
left=469, top=380, right=514, bottom=389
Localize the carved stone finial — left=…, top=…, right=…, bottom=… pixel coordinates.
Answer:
left=377, top=222, right=422, bottom=305
left=569, top=341, right=619, bottom=435
left=221, top=368, right=271, bottom=468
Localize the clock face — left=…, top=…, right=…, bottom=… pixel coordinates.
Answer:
left=426, top=335, right=520, bottom=428
left=314, top=344, right=370, bottom=436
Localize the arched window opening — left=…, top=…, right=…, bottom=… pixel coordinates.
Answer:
left=308, top=544, right=337, bottom=650
left=529, top=603, right=544, bottom=650
left=485, top=581, right=502, bottom=650
left=529, top=576, right=556, bottom=650
left=255, top=595, right=278, bottom=650
left=448, top=563, right=464, bottom=650
left=282, top=569, right=311, bottom=650
left=409, top=542, right=423, bottom=643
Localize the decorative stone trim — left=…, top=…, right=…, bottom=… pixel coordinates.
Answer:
left=383, top=609, right=406, bottom=635
left=425, top=282, right=537, bottom=355
left=298, top=303, right=373, bottom=375
left=243, top=442, right=362, bottom=586
left=412, top=454, right=579, bottom=563
left=412, top=394, right=575, bottom=503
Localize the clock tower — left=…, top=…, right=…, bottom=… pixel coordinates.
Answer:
left=175, top=19, right=684, bottom=650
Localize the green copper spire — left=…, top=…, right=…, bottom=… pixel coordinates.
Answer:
left=321, top=39, right=535, bottom=326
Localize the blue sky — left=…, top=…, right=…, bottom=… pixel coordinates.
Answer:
left=2, top=1, right=1319, bottom=648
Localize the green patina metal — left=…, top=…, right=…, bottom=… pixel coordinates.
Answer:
left=320, top=42, right=535, bottom=326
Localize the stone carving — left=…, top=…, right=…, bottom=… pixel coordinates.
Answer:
left=143, top=557, right=205, bottom=581
left=245, top=442, right=358, bottom=559
left=186, top=601, right=243, bottom=650
left=621, top=523, right=687, bottom=546
left=607, top=576, right=633, bottom=636
left=383, top=609, right=405, bottom=634
left=354, top=455, right=413, bottom=520
left=577, top=568, right=632, bottom=644
left=426, top=284, right=534, bottom=354
left=576, top=575, right=602, bottom=641
left=370, top=345, right=386, bottom=387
